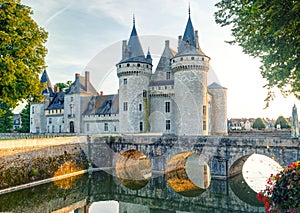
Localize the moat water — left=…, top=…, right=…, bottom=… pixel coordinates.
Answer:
left=0, top=169, right=266, bottom=213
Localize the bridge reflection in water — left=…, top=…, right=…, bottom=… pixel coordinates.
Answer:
left=0, top=163, right=268, bottom=212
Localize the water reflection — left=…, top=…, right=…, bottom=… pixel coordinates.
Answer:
left=0, top=170, right=265, bottom=213
left=228, top=173, right=263, bottom=207
left=165, top=152, right=210, bottom=197
left=53, top=161, right=84, bottom=189
left=116, top=150, right=152, bottom=190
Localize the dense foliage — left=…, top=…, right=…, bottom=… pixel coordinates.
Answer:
left=54, top=81, right=72, bottom=92
left=0, top=0, right=48, bottom=108
left=19, top=103, right=30, bottom=133
left=215, top=0, right=300, bottom=106
left=257, top=161, right=300, bottom=212
left=275, top=115, right=291, bottom=129
left=252, top=117, right=266, bottom=130
left=0, top=101, right=13, bottom=132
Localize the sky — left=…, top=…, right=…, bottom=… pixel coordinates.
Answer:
left=20, top=0, right=299, bottom=119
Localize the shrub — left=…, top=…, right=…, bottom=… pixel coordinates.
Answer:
left=257, top=161, right=300, bottom=212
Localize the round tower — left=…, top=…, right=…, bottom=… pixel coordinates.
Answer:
left=171, top=11, right=210, bottom=136
left=116, top=18, right=152, bottom=133
left=208, top=83, right=228, bottom=135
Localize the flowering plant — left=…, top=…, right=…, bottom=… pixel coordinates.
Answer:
left=257, top=161, right=300, bottom=212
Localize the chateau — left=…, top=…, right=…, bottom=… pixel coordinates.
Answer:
left=30, top=11, right=228, bottom=136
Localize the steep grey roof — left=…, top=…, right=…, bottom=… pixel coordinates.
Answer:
left=66, top=76, right=98, bottom=95
left=156, top=42, right=175, bottom=71
left=151, top=41, right=175, bottom=82
left=176, top=14, right=205, bottom=57
left=208, top=82, right=227, bottom=89
left=40, top=70, right=54, bottom=96
left=84, top=94, right=119, bottom=115
left=119, top=22, right=149, bottom=64
left=46, top=92, right=65, bottom=110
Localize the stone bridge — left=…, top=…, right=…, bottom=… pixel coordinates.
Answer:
left=89, top=135, right=300, bottom=178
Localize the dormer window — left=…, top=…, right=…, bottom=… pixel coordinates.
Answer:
left=137, top=63, right=140, bottom=67
left=166, top=72, right=171, bottom=80
left=127, top=63, right=130, bottom=67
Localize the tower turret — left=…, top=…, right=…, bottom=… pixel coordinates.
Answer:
left=171, top=8, right=210, bottom=135
left=116, top=17, right=152, bottom=133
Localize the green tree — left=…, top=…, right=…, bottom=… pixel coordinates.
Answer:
left=0, top=0, right=48, bottom=108
left=54, top=80, right=72, bottom=92
left=214, top=0, right=300, bottom=106
left=0, top=101, right=13, bottom=132
left=19, top=103, right=30, bottom=133
left=252, top=118, right=266, bottom=130
left=275, top=115, right=291, bottom=129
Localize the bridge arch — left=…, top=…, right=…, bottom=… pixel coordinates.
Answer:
left=115, top=149, right=152, bottom=190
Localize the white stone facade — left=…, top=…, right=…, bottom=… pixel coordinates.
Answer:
left=31, top=12, right=228, bottom=136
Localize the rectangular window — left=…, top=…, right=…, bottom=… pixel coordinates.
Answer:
left=59, top=125, right=62, bottom=133
left=166, top=120, right=171, bottom=130
left=139, top=103, right=142, bottom=111
left=49, top=118, right=52, bottom=124
left=203, top=105, right=207, bottom=115
left=47, top=126, right=50, bottom=133
left=52, top=125, right=55, bottom=133
left=203, top=120, right=207, bottom=131
left=71, top=96, right=73, bottom=102
left=32, top=106, right=34, bottom=114
left=104, top=123, right=108, bottom=132
left=165, top=101, right=170, bottom=113
left=139, top=122, right=143, bottom=132
left=114, top=126, right=117, bottom=132
left=36, top=127, right=40, bottom=133
left=86, top=123, right=90, bottom=132
left=124, top=78, right=127, bottom=85
left=123, top=102, right=128, bottom=111
left=166, top=71, right=171, bottom=80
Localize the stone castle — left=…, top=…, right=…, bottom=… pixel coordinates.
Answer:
left=30, top=11, right=228, bottom=136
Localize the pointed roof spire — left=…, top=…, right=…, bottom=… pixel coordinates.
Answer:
left=118, top=15, right=149, bottom=64
left=176, top=5, right=206, bottom=56
left=188, top=2, right=191, bottom=16
left=133, top=13, right=135, bottom=26
left=41, top=70, right=54, bottom=95
left=146, top=47, right=153, bottom=64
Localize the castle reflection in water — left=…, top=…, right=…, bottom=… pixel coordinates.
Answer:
left=0, top=167, right=265, bottom=213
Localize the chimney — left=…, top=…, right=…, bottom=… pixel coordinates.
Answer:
left=195, top=30, right=199, bottom=49
left=85, top=71, right=90, bottom=92
left=165, top=40, right=170, bottom=48
left=100, top=91, right=103, bottom=96
left=75, top=73, right=80, bottom=80
left=54, top=86, right=60, bottom=93
left=122, top=40, right=127, bottom=59
left=178, top=35, right=182, bottom=51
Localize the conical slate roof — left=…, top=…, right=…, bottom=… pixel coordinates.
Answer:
left=119, top=18, right=149, bottom=64
left=40, top=70, right=53, bottom=95
left=156, top=41, right=175, bottom=71
left=177, top=11, right=205, bottom=56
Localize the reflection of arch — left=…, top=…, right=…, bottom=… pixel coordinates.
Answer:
left=69, top=121, right=74, bottom=133
left=228, top=172, right=263, bottom=207
left=115, top=150, right=152, bottom=190
left=165, top=152, right=210, bottom=197
left=229, top=153, right=282, bottom=194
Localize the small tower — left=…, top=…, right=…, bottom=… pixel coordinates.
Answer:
left=208, top=82, right=228, bottom=135
left=171, top=8, right=210, bottom=135
left=291, top=104, right=299, bottom=138
left=116, top=17, right=152, bottom=133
